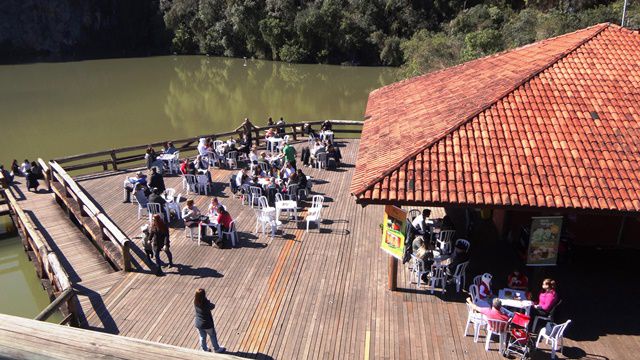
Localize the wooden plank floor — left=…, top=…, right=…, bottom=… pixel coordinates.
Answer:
left=7, top=180, right=118, bottom=325
left=27, top=138, right=632, bottom=360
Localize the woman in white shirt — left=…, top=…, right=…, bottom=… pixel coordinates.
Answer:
left=182, top=199, right=202, bottom=229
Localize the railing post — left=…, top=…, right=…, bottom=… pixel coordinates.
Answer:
left=110, top=150, right=118, bottom=171
left=123, top=240, right=131, bottom=272
left=291, top=125, right=298, bottom=141
left=254, top=130, right=260, bottom=147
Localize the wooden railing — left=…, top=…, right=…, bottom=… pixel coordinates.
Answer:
left=52, top=119, right=363, bottom=172
left=48, top=161, right=132, bottom=272
left=0, top=187, right=78, bottom=325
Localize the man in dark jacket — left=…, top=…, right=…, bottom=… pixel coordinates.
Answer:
left=148, top=167, right=166, bottom=193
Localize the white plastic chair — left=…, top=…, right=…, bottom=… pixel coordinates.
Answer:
left=469, top=284, right=480, bottom=304
left=315, top=152, right=327, bottom=169
left=277, top=135, right=290, bottom=153
left=147, top=203, right=164, bottom=222
left=464, top=302, right=486, bottom=343
left=275, top=193, right=293, bottom=219
left=185, top=225, right=198, bottom=241
left=249, top=186, right=263, bottom=208
left=286, top=184, right=299, bottom=202
left=428, top=264, right=447, bottom=294
left=221, top=220, right=238, bottom=247
left=409, top=254, right=429, bottom=287
left=536, top=319, right=571, bottom=358
left=226, top=151, right=238, bottom=169
left=485, top=318, right=509, bottom=352
left=437, top=229, right=455, bottom=254
left=255, top=208, right=277, bottom=237
left=164, top=188, right=176, bottom=201
left=473, top=274, right=483, bottom=287
left=135, top=192, right=149, bottom=219
left=532, top=299, right=563, bottom=333
left=306, top=195, right=324, bottom=228
left=305, top=206, right=322, bottom=232
left=452, top=261, right=469, bottom=293
left=183, top=174, right=198, bottom=194
left=196, top=175, right=209, bottom=195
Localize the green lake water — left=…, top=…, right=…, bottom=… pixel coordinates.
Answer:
left=0, top=55, right=396, bottom=317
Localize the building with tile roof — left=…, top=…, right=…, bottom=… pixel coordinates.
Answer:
left=351, top=23, right=640, bottom=216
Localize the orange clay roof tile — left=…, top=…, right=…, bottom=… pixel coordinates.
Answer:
left=352, top=23, right=640, bottom=213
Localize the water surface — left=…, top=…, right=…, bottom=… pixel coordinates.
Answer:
left=0, top=236, right=61, bottom=322
left=0, top=56, right=396, bottom=166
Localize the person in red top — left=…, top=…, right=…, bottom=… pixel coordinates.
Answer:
left=467, top=297, right=509, bottom=322
left=216, top=205, right=233, bottom=232
left=507, top=270, right=529, bottom=291
left=478, top=273, right=493, bottom=307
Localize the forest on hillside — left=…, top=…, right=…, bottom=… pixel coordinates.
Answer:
left=161, top=0, right=639, bottom=76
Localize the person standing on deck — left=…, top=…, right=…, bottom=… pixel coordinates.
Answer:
left=194, top=288, right=226, bottom=353
left=282, top=141, right=297, bottom=169
left=148, top=167, right=166, bottom=194
left=149, top=214, right=173, bottom=275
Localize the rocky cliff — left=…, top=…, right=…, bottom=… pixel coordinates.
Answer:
left=0, top=0, right=169, bottom=63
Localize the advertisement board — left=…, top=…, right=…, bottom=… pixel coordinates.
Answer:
left=527, top=216, right=563, bottom=266
left=380, top=205, right=407, bottom=260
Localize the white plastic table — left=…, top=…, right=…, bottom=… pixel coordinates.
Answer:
left=276, top=200, right=298, bottom=220
left=499, top=288, right=533, bottom=315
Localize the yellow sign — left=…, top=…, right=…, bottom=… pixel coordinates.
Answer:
left=380, top=205, right=407, bottom=260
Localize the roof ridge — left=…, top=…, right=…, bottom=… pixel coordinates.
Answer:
left=353, top=23, right=611, bottom=199
left=369, top=23, right=611, bottom=98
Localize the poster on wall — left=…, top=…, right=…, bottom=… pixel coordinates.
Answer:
left=527, top=216, right=563, bottom=266
left=380, top=205, right=407, bottom=260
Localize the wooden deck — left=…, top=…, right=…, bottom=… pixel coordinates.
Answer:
left=13, top=138, right=637, bottom=359
left=5, top=179, right=124, bottom=324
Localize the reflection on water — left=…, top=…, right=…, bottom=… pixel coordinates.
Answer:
left=0, top=56, right=396, bottom=166
left=0, top=236, right=61, bottom=322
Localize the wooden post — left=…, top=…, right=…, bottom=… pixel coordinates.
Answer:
left=291, top=125, right=298, bottom=141
left=388, top=256, right=398, bottom=291
left=110, top=151, right=118, bottom=171
left=122, top=240, right=131, bottom=272
left=254, top=130, right=260, bottom=147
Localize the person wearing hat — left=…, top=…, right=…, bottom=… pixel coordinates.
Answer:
left=123, top=171, right=148, bottom=203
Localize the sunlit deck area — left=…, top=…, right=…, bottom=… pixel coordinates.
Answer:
left=54, top=138, right=634, bottom=360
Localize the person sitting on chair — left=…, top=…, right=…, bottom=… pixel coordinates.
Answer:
left=478, top=273, right=494, bottom=308
left=25, top=169, right=39, bottom=192
left=446, top=242, right=470, bottom=277
left=533, top=278, right=558, bottom=317
left=181, top=199, right=202, bottom=230
left=467, top=297, right=509, bottom=322
left=123, top=171, right=148, bottom=203
left=507, top=269, right=529, bottom=291
left=411, top=209, right=432, bottom=237
left=163, top=141, right=178, bottom=155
